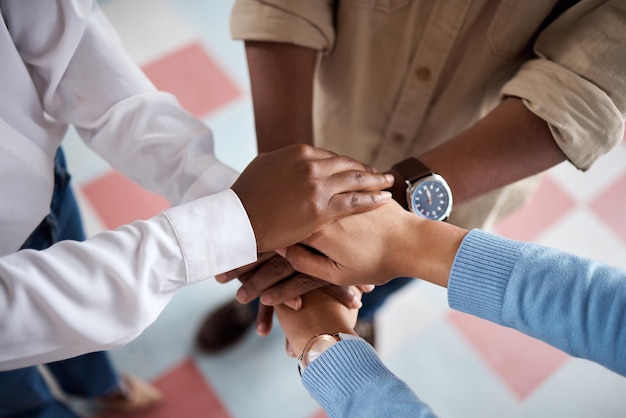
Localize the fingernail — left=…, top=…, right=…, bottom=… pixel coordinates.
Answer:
left=256, top=322, right=268, bottom=336
left=260, top=293, right=273, bottom=305
left=275, top=248, right=286, bottom=257
left=385, top=174, right=395, bottom=183
left=380, top=191, right=392, bottom=201
left=352, top=296, right=363, bottom=309
left=285, top=298, right=301, bottom=310
left=215, top=273, right=226, bottom=283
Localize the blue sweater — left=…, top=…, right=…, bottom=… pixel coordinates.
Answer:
left=302, top=230, right=626, bottom=417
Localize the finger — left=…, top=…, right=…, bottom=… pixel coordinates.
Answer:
left=215, top=262, right=256, bottom=284
left=283, top=296, right=303, bottom=311
left=319, top=285, right=362, bottom=309
left=316, top=154, right=378, bottom=175
left=256, top=303, right=274, bottom=337
left=285, top=338, right=296, bottom=358
left=327, top=190, right=392, bottom=220
left=259, top=273, right=328, bottom=306
left=358, top=284, right=376, bottom=293
left=235, top=255, right=295, bottom=303
left=280, top=245, right=340, bottom=286
left=215, top=252, right=275, bottom=283
left=329, top=171, right=395, bottom=194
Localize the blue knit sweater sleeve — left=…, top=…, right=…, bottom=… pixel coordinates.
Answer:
left=448, top=229, right=626, bottom=376
left=303, top=229, right=626, bottom=417
left=302, top=340, right=437, bottom=417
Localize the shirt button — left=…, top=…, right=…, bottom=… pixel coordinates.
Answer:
left=415, top=67, right=431, bottom=81
left=392, top=133, right=405, bottom=144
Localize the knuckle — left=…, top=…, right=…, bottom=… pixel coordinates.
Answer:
left=265, top=256, right=293, bottom=277
left=349, top=193, right=360, bottom=208
left=293, top=143, right=311, bottom=157
left=300, top=143, right=314, bottom=154
left=302, top=159, right=319, bottom=178
left=294, top=275, right=318, bottom=291
left=343, top=156, right=363, bottom=170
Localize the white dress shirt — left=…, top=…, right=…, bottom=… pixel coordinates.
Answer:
left=0, top=0, right=257, bottom=370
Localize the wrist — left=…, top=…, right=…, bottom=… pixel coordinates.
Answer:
left=275, top=290, right=358, bottom=354
left=406, top=219, right=469, bottom=288
left=297, top=332, right=361, bottom=375
left=289, top=325, right=356, bottom=355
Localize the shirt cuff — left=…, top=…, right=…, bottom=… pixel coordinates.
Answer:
left=231, top=0, right=333, bottom=51
left=502, top=59, right=624, bottom=170
left=448, top=229, right=524, bottom=325
left=164, top=189, right=257, bottom=284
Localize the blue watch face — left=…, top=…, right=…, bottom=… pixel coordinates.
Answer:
left=409, top=179, right=451, bottom=220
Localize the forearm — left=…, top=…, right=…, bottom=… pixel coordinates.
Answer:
left=276, top=289, right=435, bottom=416
left=0, top=191, right=256, bottom=370
left=245, top=41, right=318, bottom=152
left=449, top=230, right=626, bottom=376
left=303, top=341, right=437, bottom=418
left=4, top=0, right=239, bottom=205
left=419, top=97, right=567, bottom=205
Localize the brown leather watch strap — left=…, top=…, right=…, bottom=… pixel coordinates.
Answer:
left=386, top=158, right=432, bottom=210
left=392, top=157, right=431, bottom=183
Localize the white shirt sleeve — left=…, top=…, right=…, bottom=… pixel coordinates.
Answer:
left=0, top=189, right=257, bottom=370
left=2, top=0, right=240, bottom=204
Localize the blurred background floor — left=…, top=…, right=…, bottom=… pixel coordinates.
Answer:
left=60, top=1, right=626, bottom=417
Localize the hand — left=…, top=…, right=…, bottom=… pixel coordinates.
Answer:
left=280, top=201, right=468, bottom=289
left=278, top=201, right=413, bottom=287
left=216, top=253, right=370, bottom=336
left=218, top=254, right=365, bottom=308
left=232, top=144, right=394, bottom=253
left=275, top=288, right=361, bottom=357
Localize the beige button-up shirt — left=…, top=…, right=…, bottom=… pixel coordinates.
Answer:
left=232, top=0, right=626, bottom=229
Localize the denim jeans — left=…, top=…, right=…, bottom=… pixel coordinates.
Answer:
left=359, top=276, right=414, bottom=319
left=0, top=149, right=119, bottom=418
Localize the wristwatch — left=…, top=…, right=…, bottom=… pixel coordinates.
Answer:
left=297, top=332, right=361, bottom=376
left=389, top=157, right=453, bottom=221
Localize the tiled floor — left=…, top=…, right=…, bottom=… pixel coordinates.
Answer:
left=60, top=1, right=626, bottom=417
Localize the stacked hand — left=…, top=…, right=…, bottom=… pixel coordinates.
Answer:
left=216, top=253, right=372, bottom=335
left=275, top=287, right=362, bottom=358
left=223, top=144, right=392, bottom=335
left=280, top=200, right=467, bottom=291
left=232, top=144, right=394, bottom=253
left=215, top=203, right=408, bottom=337
left=224, top=147, right=465, bottom=342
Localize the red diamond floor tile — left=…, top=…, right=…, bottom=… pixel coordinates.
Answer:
left=142, top=42, right=241, bottom=118
left=449, top=311, right=569, bottom=400
left=589, top=171, right=626, bottom=245
left=81, top=171, right=170, bottom=230
left=495, top=176, right=576, bottom=242
left=98, top=359, right=231, bottom=418
left=309, top=410, right=328, bottom=418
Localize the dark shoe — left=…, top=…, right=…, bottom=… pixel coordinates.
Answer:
left=354, top=317, right=376, bottom=348
left=196, top=299, right=256, bottom=354
left=96, top=373, right=162, bottom=412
